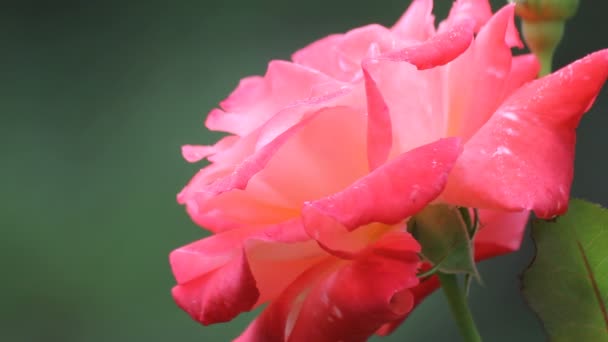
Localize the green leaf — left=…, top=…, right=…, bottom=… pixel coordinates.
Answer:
left=522, top=199, right=608, bottom=341
left=408, top=204, right=479, bottom=278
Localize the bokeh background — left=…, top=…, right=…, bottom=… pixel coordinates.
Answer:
left=2, top=0, right=607, bottom=341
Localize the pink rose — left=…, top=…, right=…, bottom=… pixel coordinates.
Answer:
left=171, top=0, right=608, bottom=340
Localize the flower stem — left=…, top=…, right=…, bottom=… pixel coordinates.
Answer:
left=521, top=20, right=564, bottom=77
left=438, top=273, right=482, bottom=342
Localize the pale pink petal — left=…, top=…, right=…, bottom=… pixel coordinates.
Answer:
left=250, top=106, right=369, bottom=209
left=206, top=61, right=340, bottom=136
left=178, top=112, right=319, bottom=228
left=171, top=249, right=259, bottom=325
left=181, top=145, right=217, bottom=163
left=391, top=0, right=435, bottom=41
left=293, top=25, right=398, bottom=82
left=181, top=136, right=239, bottom=163
left=444, top=49, right=608, bottom=218
left=366, top=60, right=445, bottom=155
left=474, top=209, right=530, bottom=260
left=364, top=20, right=475, bottom=154
left=302, top=138, right=462, bottom=256
left=183, top=189, right=300, bottom=233
left=177, top=132, right=261, bottom=220
left=179, top=89, right=359, bottom=231
left=245, top=232, right=326, bottom=305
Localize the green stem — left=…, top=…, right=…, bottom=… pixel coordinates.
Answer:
left=521, top=20, right=564, bottom=76
left=438, top=273, right=482, bottom=342
left=538, top=51, right=554, bottom=77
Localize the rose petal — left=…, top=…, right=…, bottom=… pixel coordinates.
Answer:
left=287, top=233, right=420, bottom=341
left=250, top=105, right=369, bottom=209
left=504, top=54, right=541, bottom=94
left=237, top=233, right=420, bottom=342
left=235, top=258, right=335, bottom=342
left=171, top=249, right=259, bottom=325
left=445, top=4, right=519, bottom=140
left=359, top=20, right=475, bottom=159
left=444, top=49, right=608, bottom=218
left=181, top=136, right=239, bottom=163
left=292, top=25, right=397, bottom=82
left=302, top=138, right=462, bottom=256
left=181, top=145, right=216, bottom=163
left=440, top=0, right=492, bottom=33
left=170, top=230, right=251, bottom=285
left=169, top=219, right=310, bottom=288
left=378, top=19, right=475, bottom=70
left=376, top=272, right=440, bottom=336
left=442, top=2, right=522, bottom=48
left=363, top=67, right=392, bottom=170
left=474, top=209, right=530, bottom=260
left=170, top=218, right=317, bottom=325
left=206, top=61, right=340, bottom=136
left=178, top=111, right=321, bottom=229
left=391, top=0, right=435, bottom=41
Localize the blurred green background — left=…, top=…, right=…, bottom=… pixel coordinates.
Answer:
left=2, top=0, right=606, bottom=341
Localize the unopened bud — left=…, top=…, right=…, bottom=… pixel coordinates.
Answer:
left=512, top=0, right=579, bottom=22
left=511, top=0, right=580, bottom=76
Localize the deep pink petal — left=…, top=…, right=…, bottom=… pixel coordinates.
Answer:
left=444, top=49, right=608, bottom=218
left=474, top=209, right=530, bottom=260
left=171, top=249, right=259, bottom=325
left=235, top=258, right=336, bottom=342
left=377, top=20, right=475, bottom=70
left=376, top=272, right=440, bottom=336
left=504, top=8, right=523, bottom=48
left=287, top=232, right=420, bottom=342
left=302, top=138, right=462, bottom=256
left=440, top=0, right=493, bottom=33
left=170, top=218, right=319, bottom=326
left=444, top=5, right=518, bottom=140
left=170, top=230, right=252, bottom=285
left=391, top=0, right=435, bottom=41
left=504, top=54, right=541, bottom=95
left=170, top=219, right=310, bottom=286
left=239, top=233, right=420, bottom=341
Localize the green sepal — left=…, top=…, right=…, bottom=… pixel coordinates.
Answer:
left=408, top=204, right=480, bottom=279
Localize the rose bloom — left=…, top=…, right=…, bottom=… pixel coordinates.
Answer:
left=170, top=0, right=608, bottom=340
